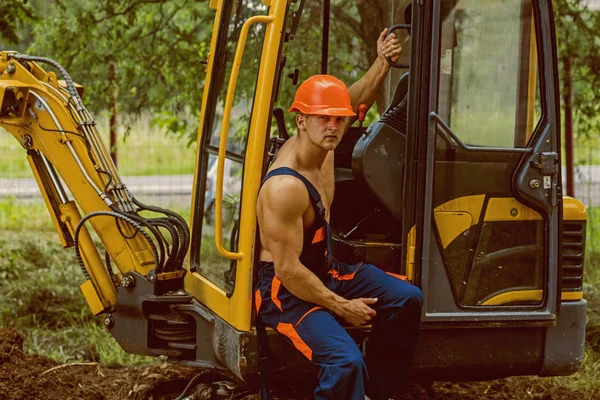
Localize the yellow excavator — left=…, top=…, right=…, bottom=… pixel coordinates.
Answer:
left=0, top=0, right=587, bottom=398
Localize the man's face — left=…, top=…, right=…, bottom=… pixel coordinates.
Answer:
left=297, top=114, right=346, bottom=151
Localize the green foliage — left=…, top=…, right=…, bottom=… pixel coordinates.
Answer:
left=0, top=0, right=35, bottom=45
left=0, top=196, right=54, bottom=231
left=28, top=0, right=213, bottom=140
left=0, top=230, right=153, bottom=364
left=554, top=0, right=600, bottom=140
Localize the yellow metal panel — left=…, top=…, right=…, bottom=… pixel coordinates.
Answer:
left=60, top=202, right=116, bottom=309
left=481, top=290, right=583, bottom=306
left=209, top=0, right=219, bottom=10
left=432, top=195, right=484, bottom=250
left=484, top=198, right=542, bottom=222
left=27, top=154, right=70, bottom=248
left=561, top=291, right=584, bottom=301
left=433, top=195, right=485, bottom=222
left=0, top=79, right=30, bottom=118
left=433, top=194, right=587, bottom=252
left=406, top=227, right=416, bottom=282
left=80, top=280, right=105, bottom=315
left=563, top=196, right=587, bottom=221
left=224, top=0, right=287, bottom=330
left=481, top=290, right=542, bottom=305
left=187, top=0, right=287, bottom=332
left=434, top=211, right=472, bottom=249
left=134, top=249, right=155, bottom=266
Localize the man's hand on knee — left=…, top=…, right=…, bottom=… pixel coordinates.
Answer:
left=334, top=298, right=378, bottom=327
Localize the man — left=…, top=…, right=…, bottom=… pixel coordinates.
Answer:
left=255, top=29, right=423, bottom=400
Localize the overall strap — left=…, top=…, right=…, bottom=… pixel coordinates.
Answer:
left=261, top=167, right=326, bottom=218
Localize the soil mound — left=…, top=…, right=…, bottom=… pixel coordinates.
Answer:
left=0, top=327, right=598, bottom=400
left=0, top=327, right=199, bottom=400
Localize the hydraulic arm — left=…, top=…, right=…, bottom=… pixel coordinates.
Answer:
left=0, top=52, right=190, bottom=315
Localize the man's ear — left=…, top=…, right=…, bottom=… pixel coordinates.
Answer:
left=295, top=113, right=306, bottom=131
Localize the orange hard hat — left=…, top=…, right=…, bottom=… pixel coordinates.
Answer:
left=289, top=75, right=357, bottom=117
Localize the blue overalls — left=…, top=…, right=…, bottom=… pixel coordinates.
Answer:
left=255, top=167, right=423, bottom=400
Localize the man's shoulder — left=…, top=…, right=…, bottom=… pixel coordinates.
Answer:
left=259, top=173, right=310, bottom=216
left=261, top=173, right=308, bottom=199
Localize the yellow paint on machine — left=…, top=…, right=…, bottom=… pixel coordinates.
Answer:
left=481, top=290, right=583, bottom=306
left=434, top=195, right=587, bottom=249
left=186, top=0, right=288, bottom=332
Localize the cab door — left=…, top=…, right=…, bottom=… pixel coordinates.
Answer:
left=185, top=0, right=286, bottom=332
left=405, top=0, right=562, bottom=323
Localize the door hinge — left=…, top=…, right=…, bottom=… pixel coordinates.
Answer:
left=530, top=152, right=558, bottom=175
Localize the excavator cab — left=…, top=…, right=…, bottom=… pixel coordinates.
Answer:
left=0, top=0, right=586, bottom=390
left=190, top=0, right=586, bottom=380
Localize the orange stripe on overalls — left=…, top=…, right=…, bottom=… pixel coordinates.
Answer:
left=277, top=322, right=313, bottom=361
left=254, top=289, right=263, bottom=312
left=329, top=263, right=363, bottom=281
left=271, top=277, right=283, bottom=311
left=386, top=272, right=408, bottom=281
left=312, top=226, right=326, bottom=244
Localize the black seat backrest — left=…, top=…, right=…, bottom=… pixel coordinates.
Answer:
left=350, top=73, right=410, bottom=222
left=384, top=72, right=410, bottom=116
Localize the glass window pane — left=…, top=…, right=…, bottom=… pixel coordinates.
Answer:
left=208, top=0, right=269, bottom=155
left=198, top=0, right=268, bottom=290
left=437, top=0, right=540, bottom=148
left=199, top=154, right=243, bottom=289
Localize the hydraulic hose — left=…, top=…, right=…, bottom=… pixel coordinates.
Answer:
left=73, top=210, right=159, bottom=281
left=10, top=54, right=84, bottom=107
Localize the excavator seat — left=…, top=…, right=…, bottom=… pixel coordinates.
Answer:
left=330, top=73, right=409, bottom=275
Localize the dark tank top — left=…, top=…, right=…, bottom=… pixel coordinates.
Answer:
left=260, top=167, right=333, bottom=282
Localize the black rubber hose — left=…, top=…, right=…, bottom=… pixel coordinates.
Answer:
left=148, top=219, right=179, bottom=272
left=110, top=205, right=167, bottom=272
left=132, top=197, right=190, bottom=268
left=132, top=197, right=190, bottom=249
left=10, top=54, right=83, bottom=106
left=154, top=216, right=187, bottom=270
left=169, top=216, right=187, bottom=267
left=73, top=211, right=158, bottom=281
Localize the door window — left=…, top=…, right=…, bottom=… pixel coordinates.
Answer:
left=196, top=0, right=268, bottom=290
left=437, top=0, right=541, bottom=148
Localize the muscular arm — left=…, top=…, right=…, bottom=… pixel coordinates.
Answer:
left=259, top=177, right=376, bottom=325
left=348, top=58, right=391, bottom=114
left=344, top=28, right=402, bottom=132
left=260, top=178, right=344, bottom=310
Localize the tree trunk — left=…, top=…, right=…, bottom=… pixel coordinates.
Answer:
left=108, top=62, right=118, bottom=168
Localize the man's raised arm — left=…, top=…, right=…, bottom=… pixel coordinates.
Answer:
left=345, top=28, right=403, bottom=131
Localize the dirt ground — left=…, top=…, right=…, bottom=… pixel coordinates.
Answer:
left=0, top=327, right=596, bottom=400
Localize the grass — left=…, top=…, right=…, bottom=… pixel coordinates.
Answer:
left=0, top=229, right=154, bottom=365
left=0, top=111, right=197, bottom=178
left=0, top=197, right=195, bottom=365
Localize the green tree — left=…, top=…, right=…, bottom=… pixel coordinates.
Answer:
left=28, top=0, right=214, bottom=139
left=0, top=0, right=36, bottom=49
left=554, top=0, right=600, bottom=142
